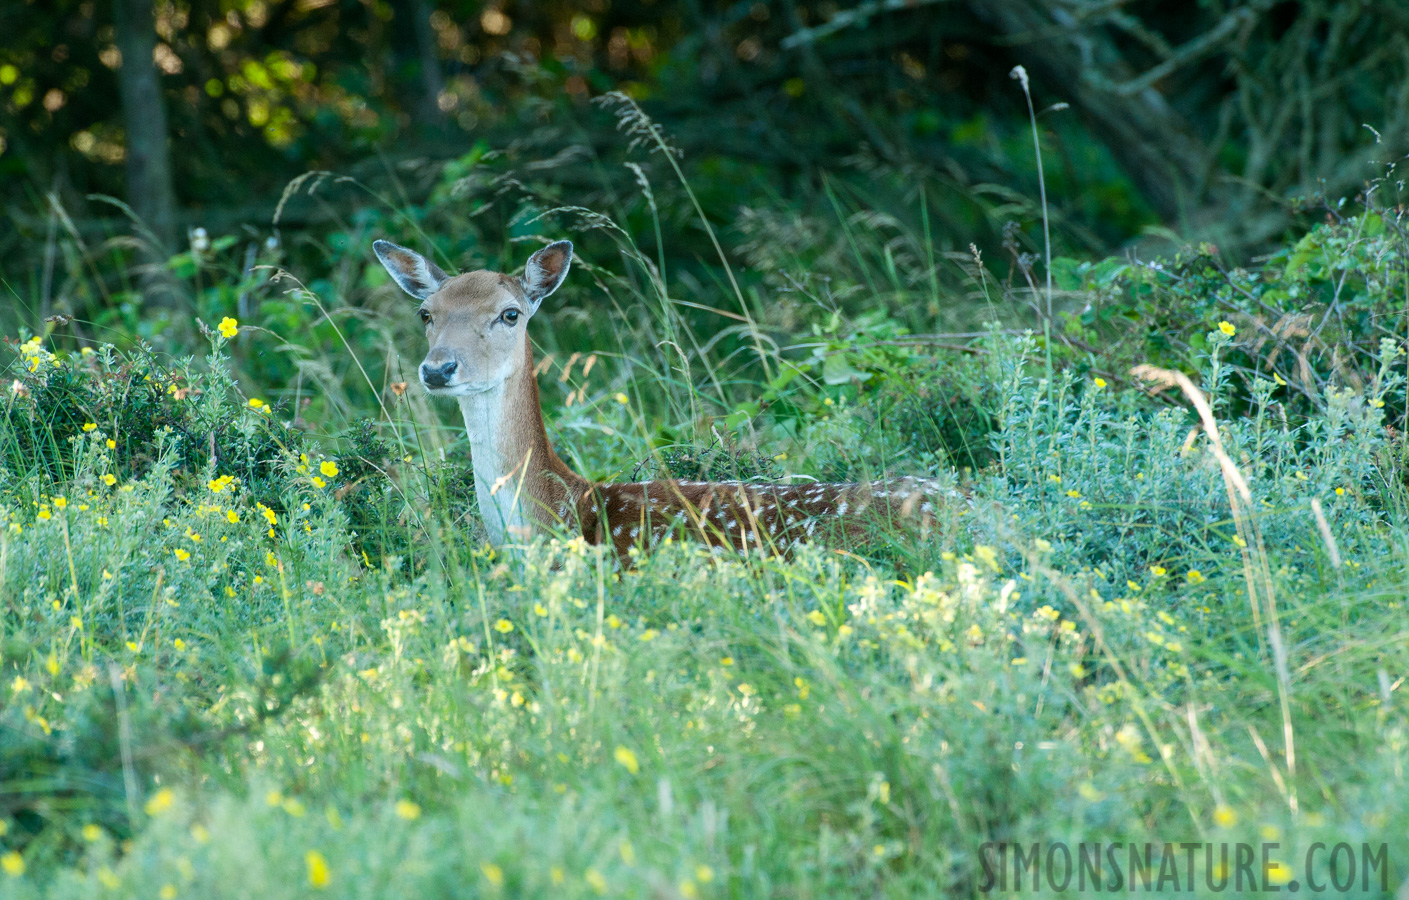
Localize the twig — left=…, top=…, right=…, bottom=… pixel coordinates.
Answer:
left=780, top=0, right=952, bottom=49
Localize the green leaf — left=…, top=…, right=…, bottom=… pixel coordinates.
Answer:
left=822, top=352, right=869, bottom=386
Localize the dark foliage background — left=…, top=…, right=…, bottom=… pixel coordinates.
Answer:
left=3, top=0, right=1406, bottom=301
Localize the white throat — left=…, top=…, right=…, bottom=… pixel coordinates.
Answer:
left=457, top=384, right=528, bottom=546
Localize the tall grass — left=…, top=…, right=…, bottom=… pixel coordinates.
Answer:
left=2, top=137, right=1409, bottom=897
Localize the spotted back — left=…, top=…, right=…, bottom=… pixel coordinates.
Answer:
left=573, top=477, right=954, bottom=557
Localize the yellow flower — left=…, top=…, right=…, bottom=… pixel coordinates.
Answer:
left=226, top=510, right=239, bottom=523
left=481, top=862, right=504, bottom=888
left=83, top=422, right=98, bottom=432
left=614, top=393, right=629, bottom=404
left=173, top=548, right=190, bottom=561
left=145, top=787, right=175, bottom=815
left=1149, top=565, right=1166, bottom=577
left=259, top=505, right=277, bottom=525
left=1186, top=569, right=1205, bottom=584
left=320, top=460, right=338, bottom=478
left=218, top=317, right=239, bottom=339
left=614, top=745, right=640, bottom=774
left=695, top=864, right=714, bottom=883
left=585, top=868, right=607, bottom=895
left=82, top=823, right=103, bottom=842
left=533, top=603, right=547, bottom=616
left=494, top=619, right=514, bottom=633
left=106, top=438, right=116, bottom=449
left=1335, top=487, right=1345, bottom=496
left=2, top=851, right=23, bottom=877
left=1093, top=377, right=1107, bottom=389
left=248, top=398, right=265, bottom=409
left=53, top=497, right=66, bottom=509
left=1218, top=321, right=1236, bottom=336
left=1265, top=860, right=1293, bottom=885
left=306, top=850, right=331, bottom=888
left=606, top=614, right=622, bottom=629
left=102, top=473, right=117, bottom=486
left=311, top=476, right=326, bottom=489
left=1213, top=804, right=1237, bottom=827
left=394, top=799, right=421, bottom=820
left=160, top=884, right=177, bottom=900
left=806, top=610, right=826, bottom=626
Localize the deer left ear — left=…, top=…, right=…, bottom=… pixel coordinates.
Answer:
left=522, top=240, right=573, bottom=313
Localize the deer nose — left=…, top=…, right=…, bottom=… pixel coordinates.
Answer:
left=421, top=360, right=458, bottom=387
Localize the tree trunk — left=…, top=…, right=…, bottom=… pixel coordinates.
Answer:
left=389, top=0, right=445, bottom=131
left=965, top=0, right=1210, bottom=224
left=114, top=0, right=177, bottom=253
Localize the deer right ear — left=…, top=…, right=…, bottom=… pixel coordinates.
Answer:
left=373, top=240, right=448, bottom=301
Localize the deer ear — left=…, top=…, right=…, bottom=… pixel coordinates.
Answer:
left=522, top=240, right=572, bottom=313
left=373, top=240, right=448, bottom=301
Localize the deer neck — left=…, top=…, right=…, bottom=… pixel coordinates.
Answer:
left=455, top=341, right=586, bottom=545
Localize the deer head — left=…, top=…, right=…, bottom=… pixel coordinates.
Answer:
left=372, top=239, right=573, bottom=395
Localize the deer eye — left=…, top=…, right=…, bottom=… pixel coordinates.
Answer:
left=500, top=309, right=520, bottom=326
left=419, top=309, right=431, bottom=325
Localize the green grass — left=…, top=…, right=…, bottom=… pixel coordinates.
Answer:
left=3, top=172, right=1409, bottom=897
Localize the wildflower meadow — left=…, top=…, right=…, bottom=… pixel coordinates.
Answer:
left=3, top=5, right=1409, bottom=891
left=3, top=177, right=1409, bottom=896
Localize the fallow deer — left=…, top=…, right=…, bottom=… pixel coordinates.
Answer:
left=373, top=238, right=959, bottom=556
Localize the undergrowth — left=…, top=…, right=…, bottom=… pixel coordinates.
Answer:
left=2, top=160, right=1409, bottom=896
